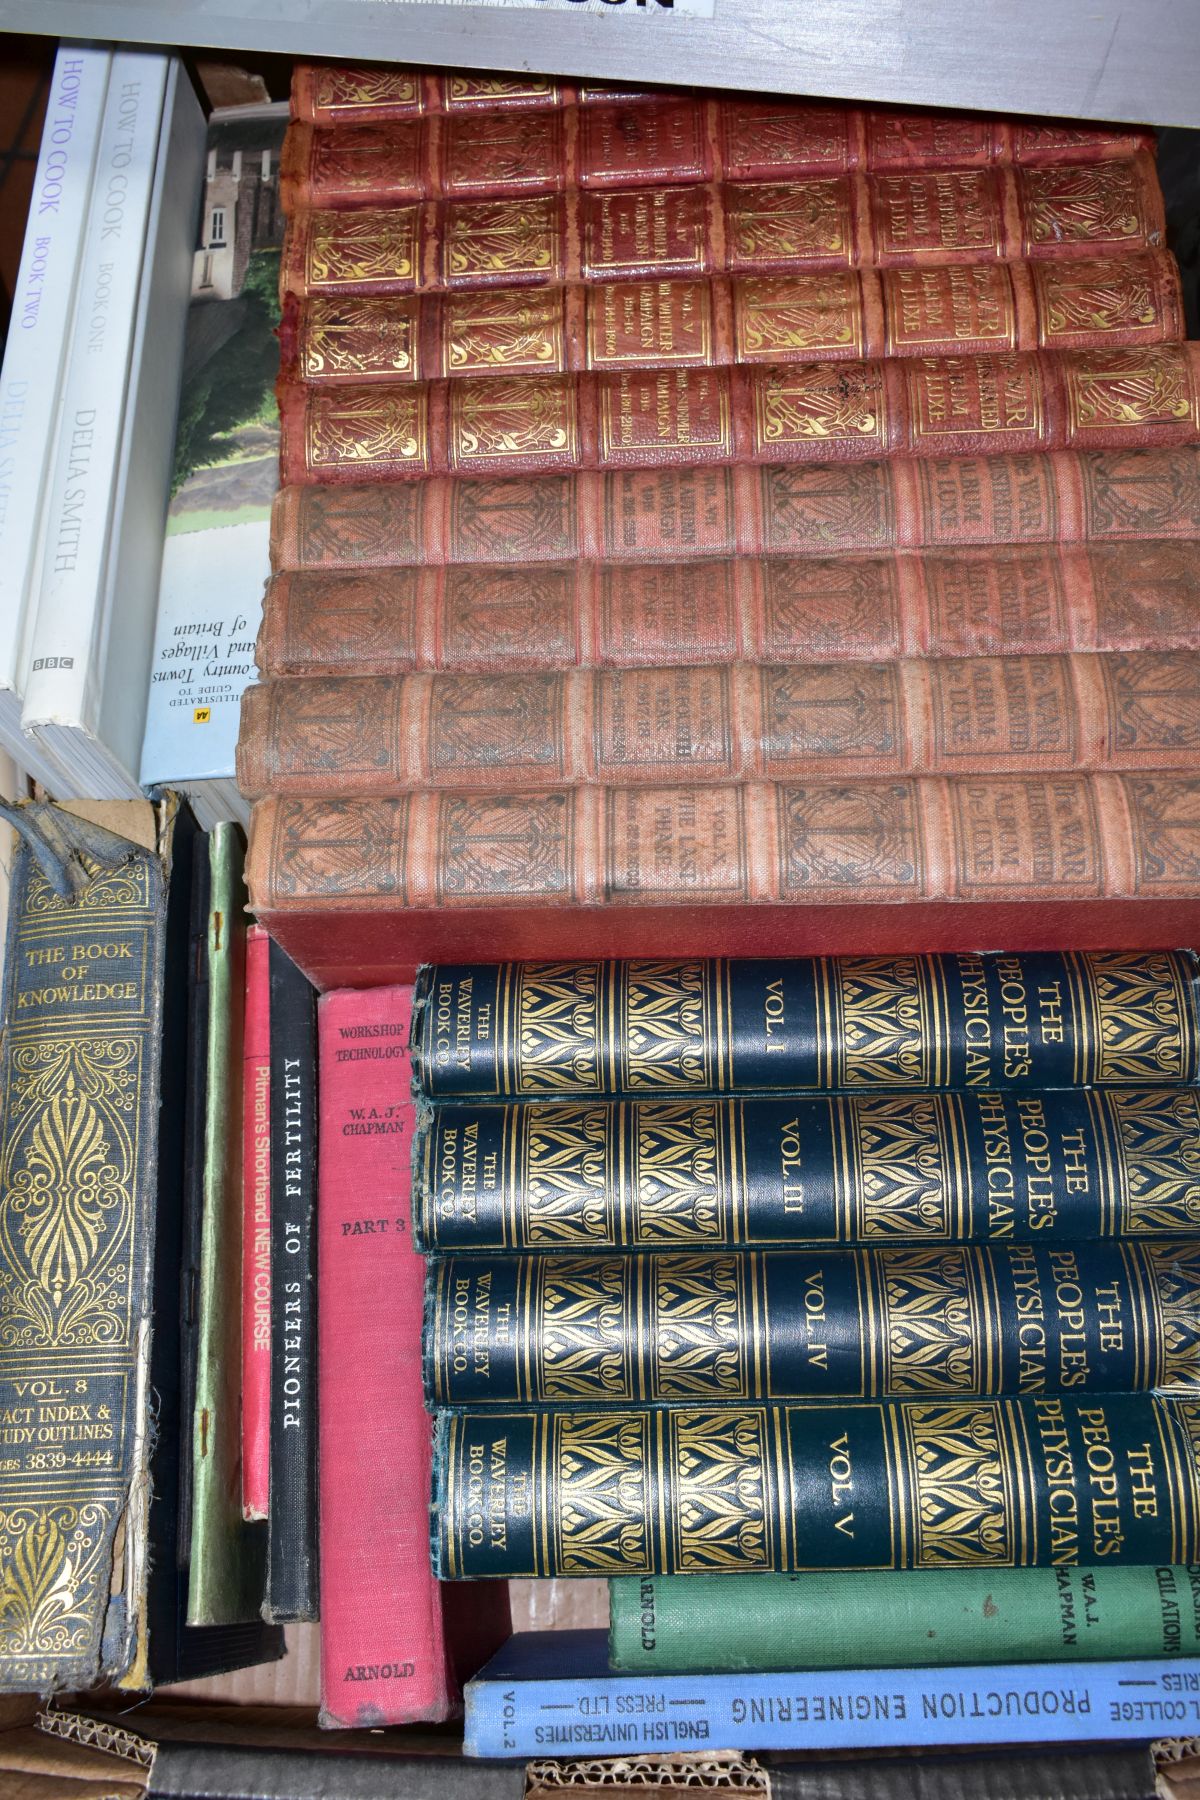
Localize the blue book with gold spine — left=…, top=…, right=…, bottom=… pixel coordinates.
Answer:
left=412, top=952, right=1200, bottom=1099
left=424, top=1240, right=1200, bottom=1407
left=432, top=1392, right=1200, bottom=1579
left=414, top=1087, right=1200, bottom=1253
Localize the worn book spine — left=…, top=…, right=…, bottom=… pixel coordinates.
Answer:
left=278, top=255, right=1184, bottom=387
left=318, top=982, right=510, bottom=1726
left=267, top=447, right=1200, bottom=573
left=256, top=540, right=1200, bottom=679
left=434, top=1391, right=1200, bottom=1577
left=276, top=346, right=1200, bottom=485
left=0, top=45, right=110, bottom=772
left=245, top=771, right=1200, bottom=965
left=291, top=64, right=594, bottom=125
left=610, top=1565, right=1200, bottom=1671
left=425, top=1241, right=1200, bottom=1405
left=20, top=50, right=169, bottom=746
left=288, top=66, right=1154, bottom=168
left=267, top=937, right=319, bottom=1623
left=279, top=108, right=1160, bottom=208
left=188, top=822, right=269, bottom=1628
left=278, top=157, right=1165, bottom=300
left=413, top=949, right=1200, bottom=1097
left=240, top=925, right=271, bottom=1523
left=236, top=649, right=1200, bottom=800
left=0, top=803, right=169, bottom=1690
left=139, top=809, right=284, bottom=1685
left=414, top=1086, right=1200, bottom=1254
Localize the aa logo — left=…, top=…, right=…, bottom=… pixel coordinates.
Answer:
left=193, top=707, right=211, bottom=724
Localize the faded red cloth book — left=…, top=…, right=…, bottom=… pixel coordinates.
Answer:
left=237, top=650, right=1200, bottom=801
left=278, top=157, right=1166, bottom=300
left=240, top=923, right=271, bottom=1522
left=276, top=345, right=1200, bottom=486
left=254, top=541, right=1200, bottom=680
left=277, top=254, right=1185, bottom=388
left=247, top=773, right=1200, bottom=987
left=317, top=983, right=509, bottom=1725
left=266, top=447, right=1200, bottom=572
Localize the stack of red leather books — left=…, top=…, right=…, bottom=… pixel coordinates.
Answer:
left=243, top=66, right=1200, bottom=982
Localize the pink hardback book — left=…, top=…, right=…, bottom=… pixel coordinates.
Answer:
left=317, top=982, right=509, bottom=1725
left=241, top=924, right=272, bottom=1521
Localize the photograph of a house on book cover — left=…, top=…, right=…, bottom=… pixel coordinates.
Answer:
left=140, top=102, right=288, bottom=815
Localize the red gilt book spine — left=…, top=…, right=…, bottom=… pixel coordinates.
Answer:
left=237, top=651, right=1200, bottom=799
left=280, top=108, right=1158, bottom=208
left=267, top=448, right=1200, bottom=570
left=280, top=102, right=721, bottom=207
left=289, top=65, right=1153, bottom=161
left=277, top=253, right=1184, bottom=386
left=317, top=983, right=509, bottom=1725
left=276, top=346, right=1200, bottom=485
left=245, top=773, right=1200, bottom=983
left=278, top=158, right=1166, bottom=299
left=290, top=64, right=579, bottom=124
left=255, top=540, right=1200, bottom=677
left=240, top=924, right=271, bottom=1523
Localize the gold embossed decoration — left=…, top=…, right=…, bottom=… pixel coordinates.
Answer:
left=311, top=66, right=422, bottom=117
left=554, top=1412, right=650, bottom=1573
left=451, top=375, right=577, bottom=467
left=834, top=956, right=931, bottom=1086
left=903, top=1399, right=1015, bottom=1565
left=522, top=1104, right=616, bottom=1247
left=537, top=1256, right=632, bottom=1399
left=1142, top=1240, right=1200, bottom=1391
left=0, top=1039, right=138, bottom=1349
left=653, top=1254, right=747, bottom=1399
left=632, top=1103, right=725, bottom=1244
left=623, top=960, right=709, bottom=1091
left=443, top=198, right=561, bottom=285
left=880, top=1248, right=984, bottom=1394
left=846, top=1094, right=964, bottom=1240
left=727, top=180, right=850, bottom=268
left=300, top=297, right=419, bottom=381
left=306, top=388, right=427, bottom=474
left=443, top=291, right=564, bottom=374
left=734, top=274, right=864, bottom=360
left=515, top=961, right=603, bottom=1093
left=1067, top=348, right=1197, bottom=435
left=0, top=1504, right=113, bottom=1681
left=753, top=363, right=884, bottom=449
left=302, top=207, right=419, bottom=291
left=1108, top=1089, right=1200, bottom=1232
left=1035, top=257, right=1160, bottom=344
left=1020, top=160, right=1147, bottom=249
left=1081, top=950, right=1199, bottom=1083
left=671, top=1407, right=770, bottom=1571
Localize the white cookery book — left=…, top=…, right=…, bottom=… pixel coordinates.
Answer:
left=0, top=45, right=111, bottom=786
left=20, top=49, right=171, bottom=795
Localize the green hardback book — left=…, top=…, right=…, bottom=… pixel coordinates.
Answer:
left=187, top=823, right=268, bottom=1625
left=610, top=1566, right=1200, bottom=1671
